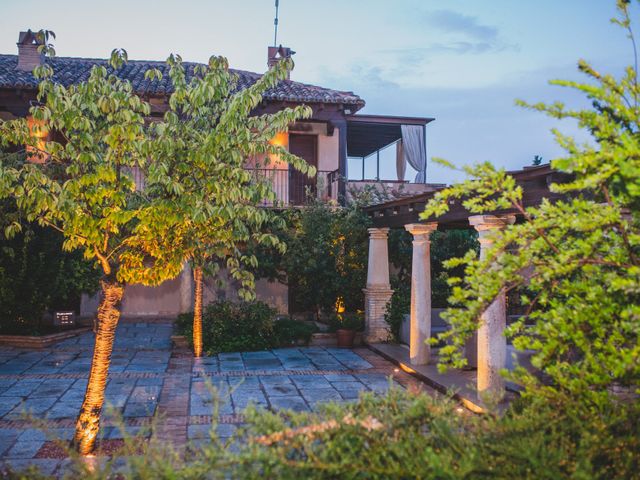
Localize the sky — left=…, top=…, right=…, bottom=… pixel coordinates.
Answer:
left=0, top=0, right=635, bottom=183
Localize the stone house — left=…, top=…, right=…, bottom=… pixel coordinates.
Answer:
left=0, top=30, right=438, bottom=317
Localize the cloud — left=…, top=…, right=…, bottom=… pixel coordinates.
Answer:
left=413, top=9, right=518, bottom=56
left=383, top=40, right=517, bottom=64
left=341, top=63, right=400, bottom=90
left=428, top=10, right=498, bottom=42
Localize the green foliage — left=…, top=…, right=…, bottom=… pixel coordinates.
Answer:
left=420, top=3, right=640, bottom=408
left=327, top=311, right=364, bottom=332
left=144, top=54, right=312, bottom=300
left=0, top=48, right=183, bottom=286
left=31, top=389, right=640, bottom=479
left=384, top=229, right=478, bottom=341
left=176, top=300, right=316, bottom=353
left=0, top=222, right=99, bottom=333
left=255, top=199, right=370, bottom=318
left=0, top=152, right=100, bottom=331
left=273, top=317, right=318, bottom=346
left=384, top=280, right=410, bottom=341
left=430, top=230, right=479, bottom=307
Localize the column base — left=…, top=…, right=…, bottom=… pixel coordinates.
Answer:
left=363, top=287, right=393, bottom=343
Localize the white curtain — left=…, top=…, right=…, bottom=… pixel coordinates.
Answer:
left=401, top=124, right=426, bottom=183
left=395, top=140, right=406, bottom=181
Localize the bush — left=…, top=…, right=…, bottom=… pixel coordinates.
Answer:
left=30, top=388, right=640, bottom=479
left=176, top=300, right=317, bottom=354
left=0, top=152, right=100, bottom=334
left=384, top=281, right=410, bottom=342
left=0, top=217, right=99, bottom=335
left=273, top=317, right=318, bottom=346
left=253, top=199, right=370, bottom=319
left=327, top=312, right=364, bottom=332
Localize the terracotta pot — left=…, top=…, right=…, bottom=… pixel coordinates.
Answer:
left=336, top=329, right=356, bottom=348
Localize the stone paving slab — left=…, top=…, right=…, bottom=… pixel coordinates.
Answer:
left=0, top=322, right=437, bottom=477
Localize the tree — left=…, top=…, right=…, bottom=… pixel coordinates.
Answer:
left=144, top=54, right=313, bottom=357
left=253, top=200, right=370, bottom=319
left=0, top=41, right=184, bottom=453
left=421, top=1, right=640, bottom=409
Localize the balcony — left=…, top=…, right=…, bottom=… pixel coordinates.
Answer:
left=248, top=168, right=340, bottom=206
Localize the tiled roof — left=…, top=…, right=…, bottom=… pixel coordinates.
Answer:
left=0, top=54, right=365, bottom=109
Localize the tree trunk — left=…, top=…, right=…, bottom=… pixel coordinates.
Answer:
left=73, top=279, right=124, bottom=454
left=193, top=267, right=204, bottom=357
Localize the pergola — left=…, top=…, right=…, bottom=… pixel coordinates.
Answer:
left=346, top=114, right=434, bottom=182
left=360, top=164, right=568, bottom=396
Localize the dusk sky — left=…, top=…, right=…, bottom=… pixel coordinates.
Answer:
left=0, top=0, right=634, bottom=183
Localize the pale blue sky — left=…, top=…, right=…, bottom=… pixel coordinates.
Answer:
left=0, top=0, right=634, bottom=182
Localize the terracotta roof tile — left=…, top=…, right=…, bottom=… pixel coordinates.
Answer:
left=0, top=54, right=365, bottom=109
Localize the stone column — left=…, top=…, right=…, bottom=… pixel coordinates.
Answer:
left=179, top=262, right=193, bottom=314
left=468, top=214, right=516, bottom=395
left=404, top=223, right=438, bottom=365
left=363, top=228, right=393, bottom=343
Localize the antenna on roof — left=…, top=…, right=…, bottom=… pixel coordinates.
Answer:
left=273, top=0, right=280, bottom=47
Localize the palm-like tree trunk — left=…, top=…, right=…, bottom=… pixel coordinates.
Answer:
left=193, top=266, right=204, bottom=357
left=73, top=279, right=124, bottom=454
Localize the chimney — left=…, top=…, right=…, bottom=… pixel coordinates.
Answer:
left=16, top=30, right=44, bottom=71
left=267, top=45, right=295, bottom=79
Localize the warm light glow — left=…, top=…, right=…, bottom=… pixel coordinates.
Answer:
left=26, top=116, right=48, bottom=163
left=399, top=363, right=417, bottom=374
left=268, top=131, right=289, bottom=168
left=81, top=453, right=99, bottom=472
left=270, top=131, right=288, bottom=147
left=335, top=297, right=346, bottom=314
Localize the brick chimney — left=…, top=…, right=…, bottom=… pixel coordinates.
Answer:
left=16, top=30, right=44, bottom=71
left=267, top=45, right=295, bottom=79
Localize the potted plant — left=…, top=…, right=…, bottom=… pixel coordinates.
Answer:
left=330, top=312, right=364, bottom=348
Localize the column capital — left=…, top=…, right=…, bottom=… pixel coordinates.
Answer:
left=469, top=214, right=515, bottom=233
left=404, top=223, right=438, bottom=237
left=367, top=227, right=390, bottom=239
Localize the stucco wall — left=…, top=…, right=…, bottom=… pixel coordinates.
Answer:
left=80, top=268, right=289, bottom=319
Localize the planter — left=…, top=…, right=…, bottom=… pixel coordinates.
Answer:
left=0, top=327, right=91, bottom=349
left=336, top=329, right=356, bottom=348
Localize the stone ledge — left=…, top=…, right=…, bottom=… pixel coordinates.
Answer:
left=310, top=332, right=364, bottom=346
left=368, top=342, right=489, bottom=413
left=0, top=328, right=91, bottom=349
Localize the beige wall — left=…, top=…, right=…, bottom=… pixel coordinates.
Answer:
left=80, top=268, right=289, bottom=319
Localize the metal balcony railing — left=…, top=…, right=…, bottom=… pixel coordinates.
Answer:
left=248, top=168, right=340, bottom=206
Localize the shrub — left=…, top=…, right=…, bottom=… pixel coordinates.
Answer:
left=253, top=199, right=370, bottom=319
left=0, top=162, right=100, bottom=334
left=176, top=300, right=317, bottom=353
left=27, top=388, right=640, bottom=479
left=273, top=318, right=318, bottom=346
left=327, top=312, right=364, bottom=332
left=384, top=280, right=410, bottom=342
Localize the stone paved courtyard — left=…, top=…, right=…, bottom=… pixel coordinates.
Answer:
left=0, top=322, right=434, bottom=475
